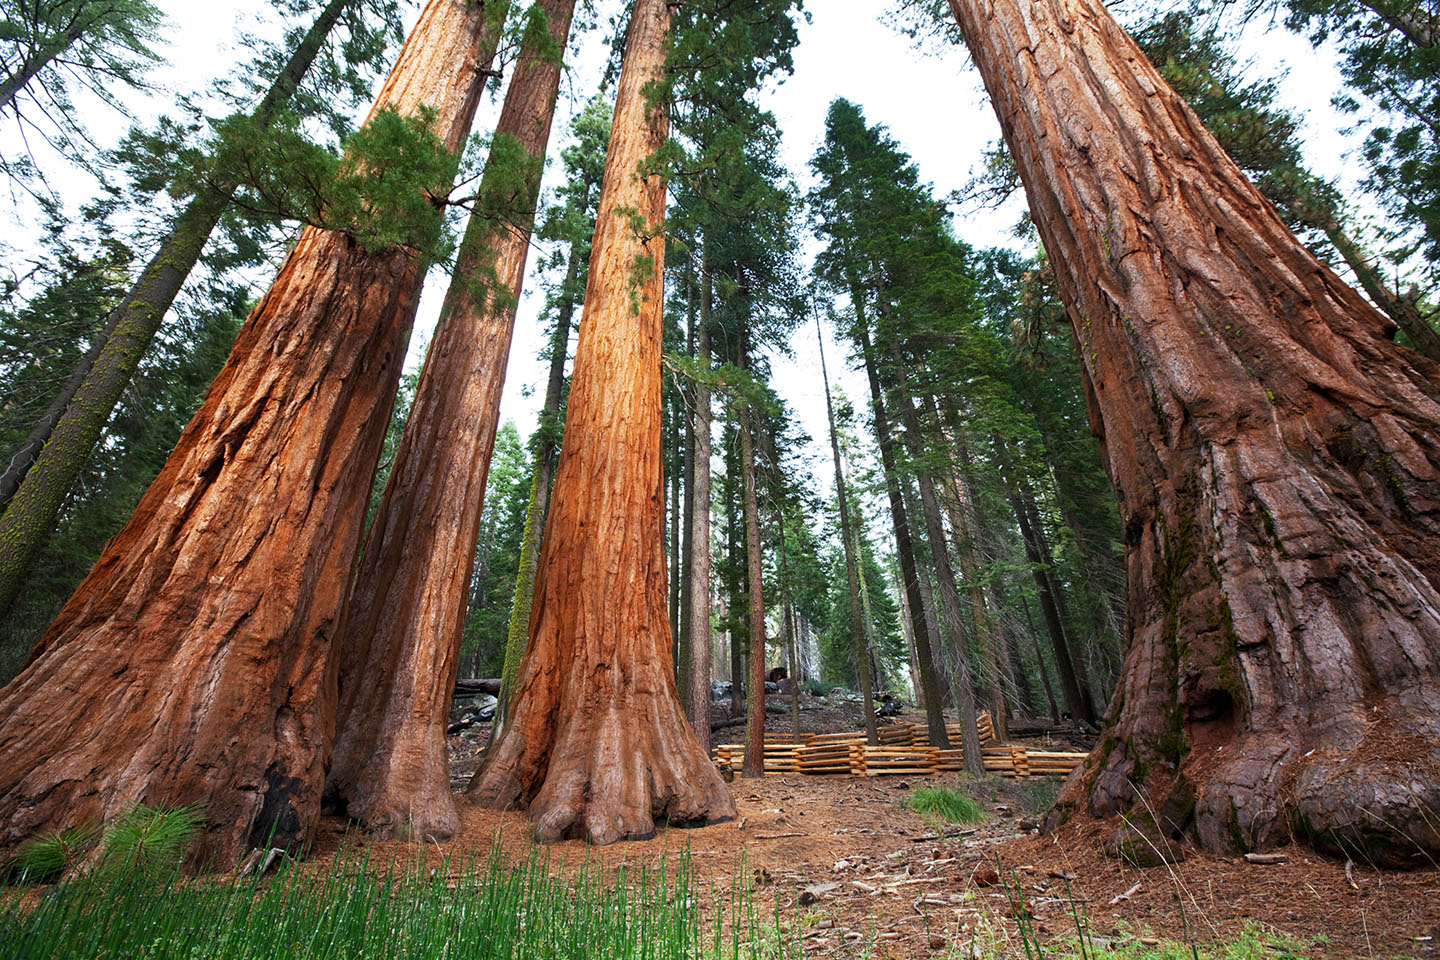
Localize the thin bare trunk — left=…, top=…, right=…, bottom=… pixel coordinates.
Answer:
left=685, top=259, right=714, bottom=750
left=817, top=315, right=879, bottom=745
left=739, top=339, right=767, bottom=779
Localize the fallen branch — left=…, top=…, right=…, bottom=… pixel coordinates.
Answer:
left=1109, top=882, right=1141, bottom=905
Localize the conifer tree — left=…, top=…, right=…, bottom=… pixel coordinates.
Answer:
left=0, top=0, right=411, bottom=629
left=328, top=0, right=575, bottom=843
left=945, top=0, right=1440, bottom=861
left=467, top=0, right=735, bottom=843
left=0, top=0, right=502, bottom=867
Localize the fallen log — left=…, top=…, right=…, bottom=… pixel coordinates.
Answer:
left=453, top=678, right=503, bottom=698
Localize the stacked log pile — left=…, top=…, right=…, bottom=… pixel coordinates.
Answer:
left=711, top=714, right=1089, bottom=779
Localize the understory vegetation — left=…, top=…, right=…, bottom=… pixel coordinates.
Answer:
left=0, top=838, right=797, bottom=959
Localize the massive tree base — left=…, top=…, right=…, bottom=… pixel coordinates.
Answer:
left=944, top=0, right=1440, bottom=867
left=0, top=230, right=418, bottom=868
left=467, top=669, right=734, bottom=844
left=465, top=0, right=732, bottom=846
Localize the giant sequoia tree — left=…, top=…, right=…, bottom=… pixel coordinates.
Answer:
left=945, top=0, right=1440, bottom=861
left=0, top=0, right=496, bottom=867
left=328, top=0, right=574, bottom=844
left=467, top=0, right=735, bottom=843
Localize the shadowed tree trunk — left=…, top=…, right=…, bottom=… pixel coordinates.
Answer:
left=326, top=0, right=572, bottom=842
left=465, top=0, right=734, bottom=842
left=947, top=0, right=1440, bottom=862
left=844, top=304, right=946, bottom=746
left=817, top=315, right=879, bottom=745
left=685, top=253, right=715, bottom=751
left=726, top=441, right=746, bottom=719
left=996, top=435, right=1093, bottom=724
left=0, top=0, right=494, bottom=868
left=678, top=264, right=697, bottom=713
left=884, top=347, right=983, bottom=771
left=0, top=0, right=365, bottom=625
left=739, top=336, right=767, bottom=778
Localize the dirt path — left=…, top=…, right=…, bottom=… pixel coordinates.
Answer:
left=318, top=704, right=1440, bottom=958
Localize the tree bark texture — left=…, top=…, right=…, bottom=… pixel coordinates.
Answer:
left=685, top=269, right=714, bottom=752
left=739, top=355, right=767, bottom=779
left=0, top=0, right=359, bottom=627
left=0, top=0, right=493, bottom=868
left=500, top=236, right=586, bottom=728
left=948, top=0, right=1440, bottom=861
left=465, top=0, right=733, bottom=843
left=327, top=0, right=570, bottom=842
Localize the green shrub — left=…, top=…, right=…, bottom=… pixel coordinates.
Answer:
left=800, top=679, right=829, bottom=697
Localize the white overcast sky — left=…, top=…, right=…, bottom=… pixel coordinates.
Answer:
left=3, top=0, right=1369, bottom=508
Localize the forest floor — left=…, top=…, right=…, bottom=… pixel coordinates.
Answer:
left=308, top=697, right=1440, bottom=959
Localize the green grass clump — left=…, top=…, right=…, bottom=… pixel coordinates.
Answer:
left=0, top=840, right=798, bottom=960
left=904, top=786, right=988, bottom=826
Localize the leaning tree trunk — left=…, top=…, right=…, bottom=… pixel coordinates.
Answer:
left=466, top=0, right=734, bottom=843
left=0, top=0, right=495, bottom=868
left=327, top=0, right=570, bottom=842
left=0, top=0, right=363, bottom=627
left=947, top=0, right=1440, bottom=862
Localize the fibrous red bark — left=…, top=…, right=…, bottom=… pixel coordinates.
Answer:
left=947, top=0, right=1440, bottom=862
left=465, top=0, right=734, bottom=843
left=0, top=0, right=494, bottom=868
left=738, top=339, right=768, bottom=779
left=327, top=0, right=574, bottom=843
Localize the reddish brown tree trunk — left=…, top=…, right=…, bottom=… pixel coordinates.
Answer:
left=0, top=0, right=494, bottom=868
left=465, top=0, right=734, bottom=843
left=739, top=337, right=767, bottom=778
left=326, top=0, right=572, bottom=842
left=948, top=0, right=1440, bottom=862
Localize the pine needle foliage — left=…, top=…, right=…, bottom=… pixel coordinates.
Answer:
left=6, top=822, right=99, bottom=884
left=94, top=801, right=203, bottom=880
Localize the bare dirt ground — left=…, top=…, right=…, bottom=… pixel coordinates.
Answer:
left=315, top=701, right=1440, bottom=959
